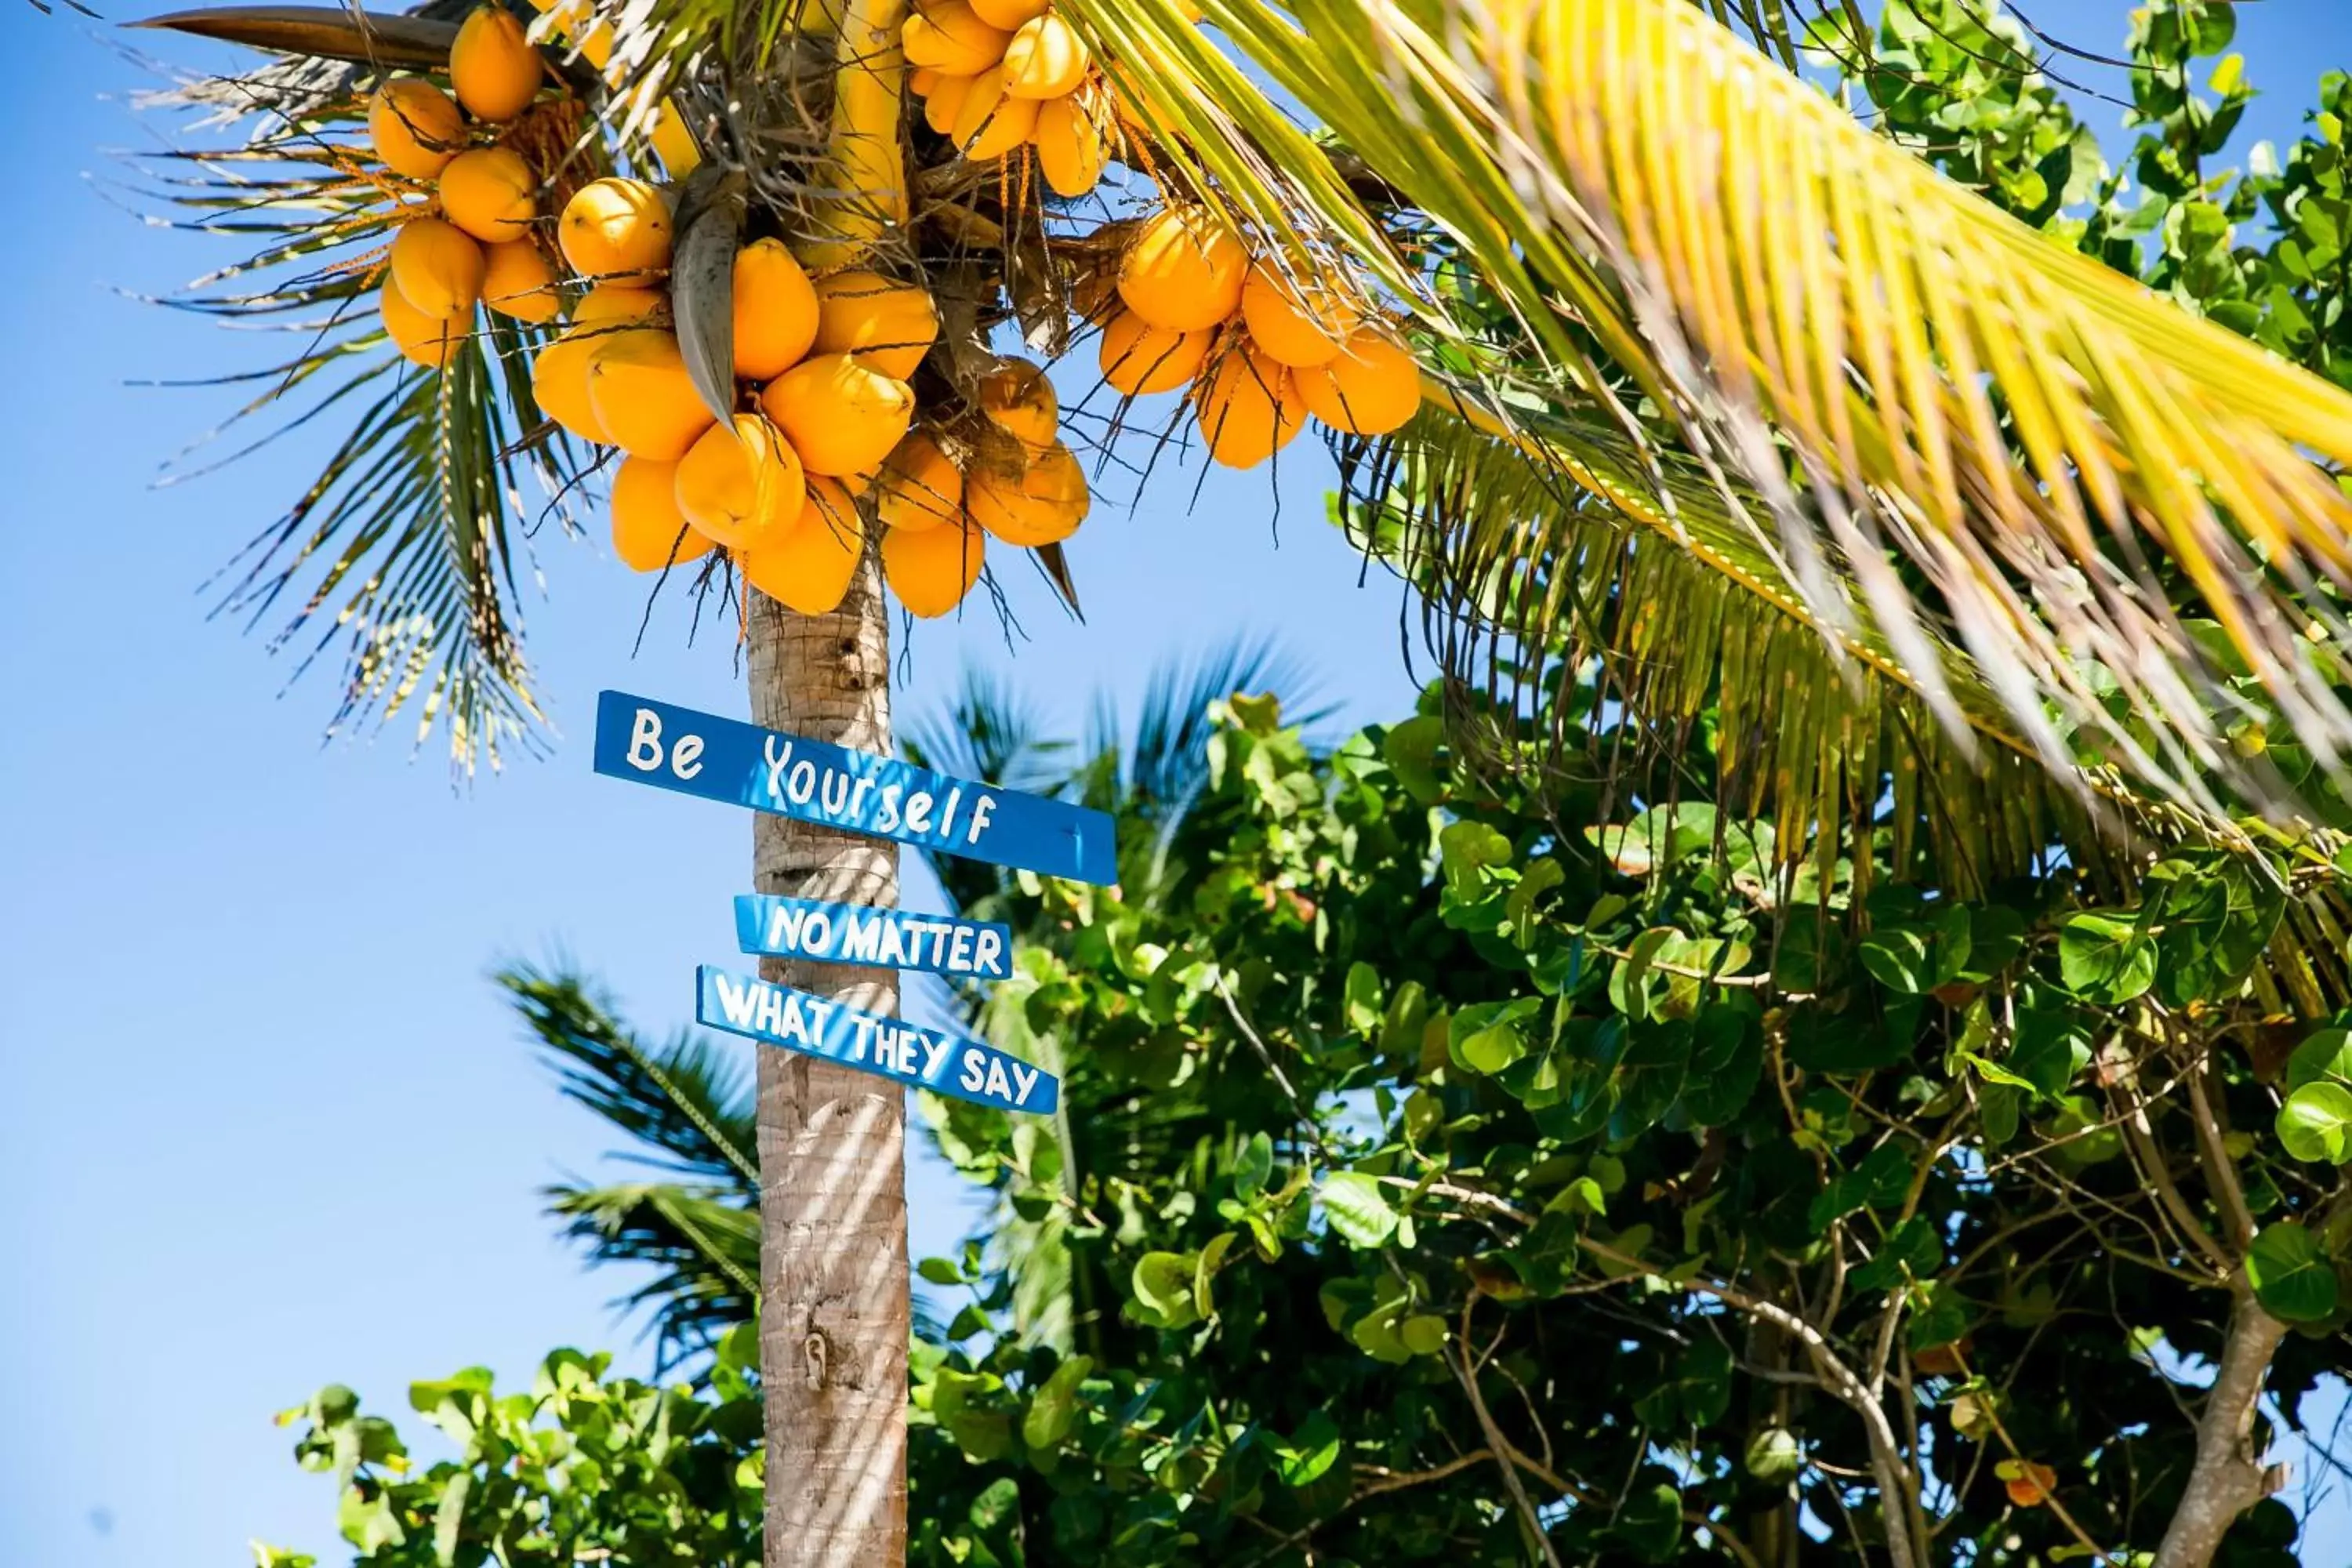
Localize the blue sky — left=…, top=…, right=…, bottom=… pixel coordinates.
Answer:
left=5, top=3, right=2352, bottom=1565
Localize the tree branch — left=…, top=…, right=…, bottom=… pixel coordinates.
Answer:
left=2151, top=1290, right=2290, bottom=1568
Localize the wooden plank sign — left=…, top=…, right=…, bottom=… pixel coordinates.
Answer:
left=593, top=691, right=1118, bottom=886
left=735, top=895, right=1014, bottom=980
left=695, top=966, right=1059, bottom=1114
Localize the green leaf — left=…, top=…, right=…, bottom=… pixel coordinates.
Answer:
left=1194, top=1232, right=1238, bottom=1319
left=1320, top=1172, right=1400, bottom=1248
left=1439, top=821, right=1514, bottom=895
left=1399, top=1314, right=1449, bottom=1356
left=2006, top=1010, right=2092, bottom=1100
left=1679, top=1004, right=1762, bottom=1126
left=2286, top=1028, right=2352, bottom=1093
left=1614, top=1479, right=1684, bottom=1563
left=2277, top=1081, right=2352, bottom=1163
left=1745, top=1427, right=1802, bottom=1481
left=1859, top=923, right=1936, bottom=994
left=1020, top=1355, right=1094, bottom=1452
left=969, top=1475, right=1022, bottom=1531
left=917, top=1256, right=967, bottom=1287
left=1131, top=1251, right=1201, bottom=1328
left=1381, top=715, right=1447, bottom=803
left=2059, top=913, right=2157, bottom=1004
left=1234, top=1131, right=1275, bottom=1200
left=1849, top=1217, right=1942, bottom=1294
left=2248, top=1221, right=2339, bottom=1323
left=1276, top=1410, right=1343, bottom=1486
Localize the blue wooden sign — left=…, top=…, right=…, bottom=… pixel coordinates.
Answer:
left=735, top=895, right=1014, bottom=981
left=695, top=965, right=1058, bottom=1114
left=593, top=691, right=1117, bottom=886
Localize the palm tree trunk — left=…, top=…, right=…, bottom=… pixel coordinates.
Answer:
left=746, top=557, right=908, bottom=1568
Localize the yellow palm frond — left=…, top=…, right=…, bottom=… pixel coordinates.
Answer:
left=1066, top=0, right=2352, bottom=825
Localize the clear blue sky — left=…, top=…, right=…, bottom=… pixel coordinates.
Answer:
left=4, top=3, right=2350, bottom=1565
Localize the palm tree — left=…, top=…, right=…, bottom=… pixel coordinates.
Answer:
left=107, top=1, right=2352, bottom=1562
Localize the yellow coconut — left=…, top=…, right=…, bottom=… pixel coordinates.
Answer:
left=909, top=65, right=944, bottom=97
left=967, top=0, right=1045, bottom=28
left=673, top=415, right=807, bottom=550
left=977, top=358, right=1058, bottom=448
left=922, top=71, right=975, bottom=136
left=451, top=5, right=546, bottom=122
left=811, top=271, right=938, bottom=379
left=575, top=281, right=663, bottom=325
left=731, top=238, right=820, bottom=381
left=437, top=147, right=538, bottom=243
left=481, top=240, right=561, bottom=322
left=1117, top=206, right=1247, bottom=332
left=881, top=510, right=985, bottom=618
left=368, top=79, right=466, bottom=182
left=1239, top=265, right=1357, bottom=369
left=1000, top=14, right=1087, bottom=99
left=1195, top=344, right=1307, bottom=468
left=739, top=479, right=866, bottom=615
left=611, top=456, right=716, bottom=572
left=1032, top=93, right=1107, bottom=199
left=758, top=353, right=914, bottom=477
left=873, top=432, right=964, bottom=532
left=389, top=217, right=486, bottom=319
left=950, top=65, right=1040, bottom=161
left=1294, top=328, right=1421, bottom=436
left=966, top=440, right=1087, bottom=546
left=559, top=177, right=673, bottom=279
left=901, top=0, right=1011, bottom=75
left=586, top=328, right=717, bottom=460
left=1098, top=309, right=1210, bottom=395
left=532, top=329, right=604, bottom=439
left=381, top=277, right=464, bottom=369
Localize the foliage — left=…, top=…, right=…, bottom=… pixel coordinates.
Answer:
left=253, top=1341, right=761, bottom=1568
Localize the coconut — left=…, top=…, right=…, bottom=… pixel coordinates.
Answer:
left=901, top=0, right=1011, bottom=74
left=1033, top=93, right=1108, bottom=198
left=922, top=71, right=975, bottom=136
left=731, top=238, right=820, bottom=381
left=951, top=65, right=1040, bottom=161
left=967, top=0, right=1045, bottom=27
left=381, top=276, right=464, bottom=369
left=586, top=328, right=716, bottom=460
left=1194, top=343, right=1306, bottom=468
left=966, top=440, right=1087, bottom=546
left=882, top=511, right=985, bottom=618
left=909, top=65, right=944, bottom=97
left=1294, top=328, right=1420, bottom=436
left=389, top=218, right=486, bottom=320
left=873, top=433, right=964, bottom=532
left=532, top=328, right=604, bottom=438
left=368, top=79, right=465, bottom=182
left=437, top=147, right=537, bottom=243
left=978, top=358, right=1058, bottom=448
left=1000, top=14, right=1087, bottom=99
left=1098, top=309, right=1210, bottom=395
left=759, top=353, right=914, bottom=477
left=1116, top=206, right=1247, bottom=332
left=481, top=240, right=561, bottom=322
left=575, top=282, right=663, bottom=325
left=739, top=479, right=866, bottom=615
left=673, top=415, right=807, bottom=550
left=1239, top=265, right=1357, bottom=368
left=811, top=270, right=938, bottom=380
left=450, top=5, right=546, bottom=122
left=559, top=177, right=673, bottom=279
left=611, top=455, right=715, bottom=571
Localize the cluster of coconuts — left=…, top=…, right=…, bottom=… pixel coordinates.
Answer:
left=526, top=179, right=1090, bottom=619
left=1098, top=205, right=1422, bottom=466
left=902, top=0, right=1127, bottom=198
left=368, top=6, right=567, bottom=365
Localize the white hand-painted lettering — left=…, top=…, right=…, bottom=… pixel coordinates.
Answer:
left=627, top=708, right=665, bottom=771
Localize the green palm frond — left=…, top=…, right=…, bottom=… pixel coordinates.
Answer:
left=136, top=74, right=587, bottom=768
left=504, top=964, right=760, bottom=1185
left=544, top=1179, right=760, bottom=1369
left=1064, top=0, right=2352, bottom=829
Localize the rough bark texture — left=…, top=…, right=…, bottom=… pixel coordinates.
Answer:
left=748, top=562, right=909, bottom=1568
left=2152, top=1291, right=2288, bottom=1568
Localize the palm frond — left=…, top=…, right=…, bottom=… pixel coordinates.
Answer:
left=1064, top=0, right=2352, bottom=829
left=544, top=1179, right=760, bottom=1370
left=503, top=964, right=760, bottom=1186
left=135, top=69, right=588, bottom=768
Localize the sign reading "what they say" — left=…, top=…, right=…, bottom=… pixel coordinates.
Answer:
left=593, top=691, right=1117, bottom=885
left=696, top=966, right=1058, bottom=1114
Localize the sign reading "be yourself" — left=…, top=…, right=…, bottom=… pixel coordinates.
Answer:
left=593, top=691, right=1117, bottom=885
